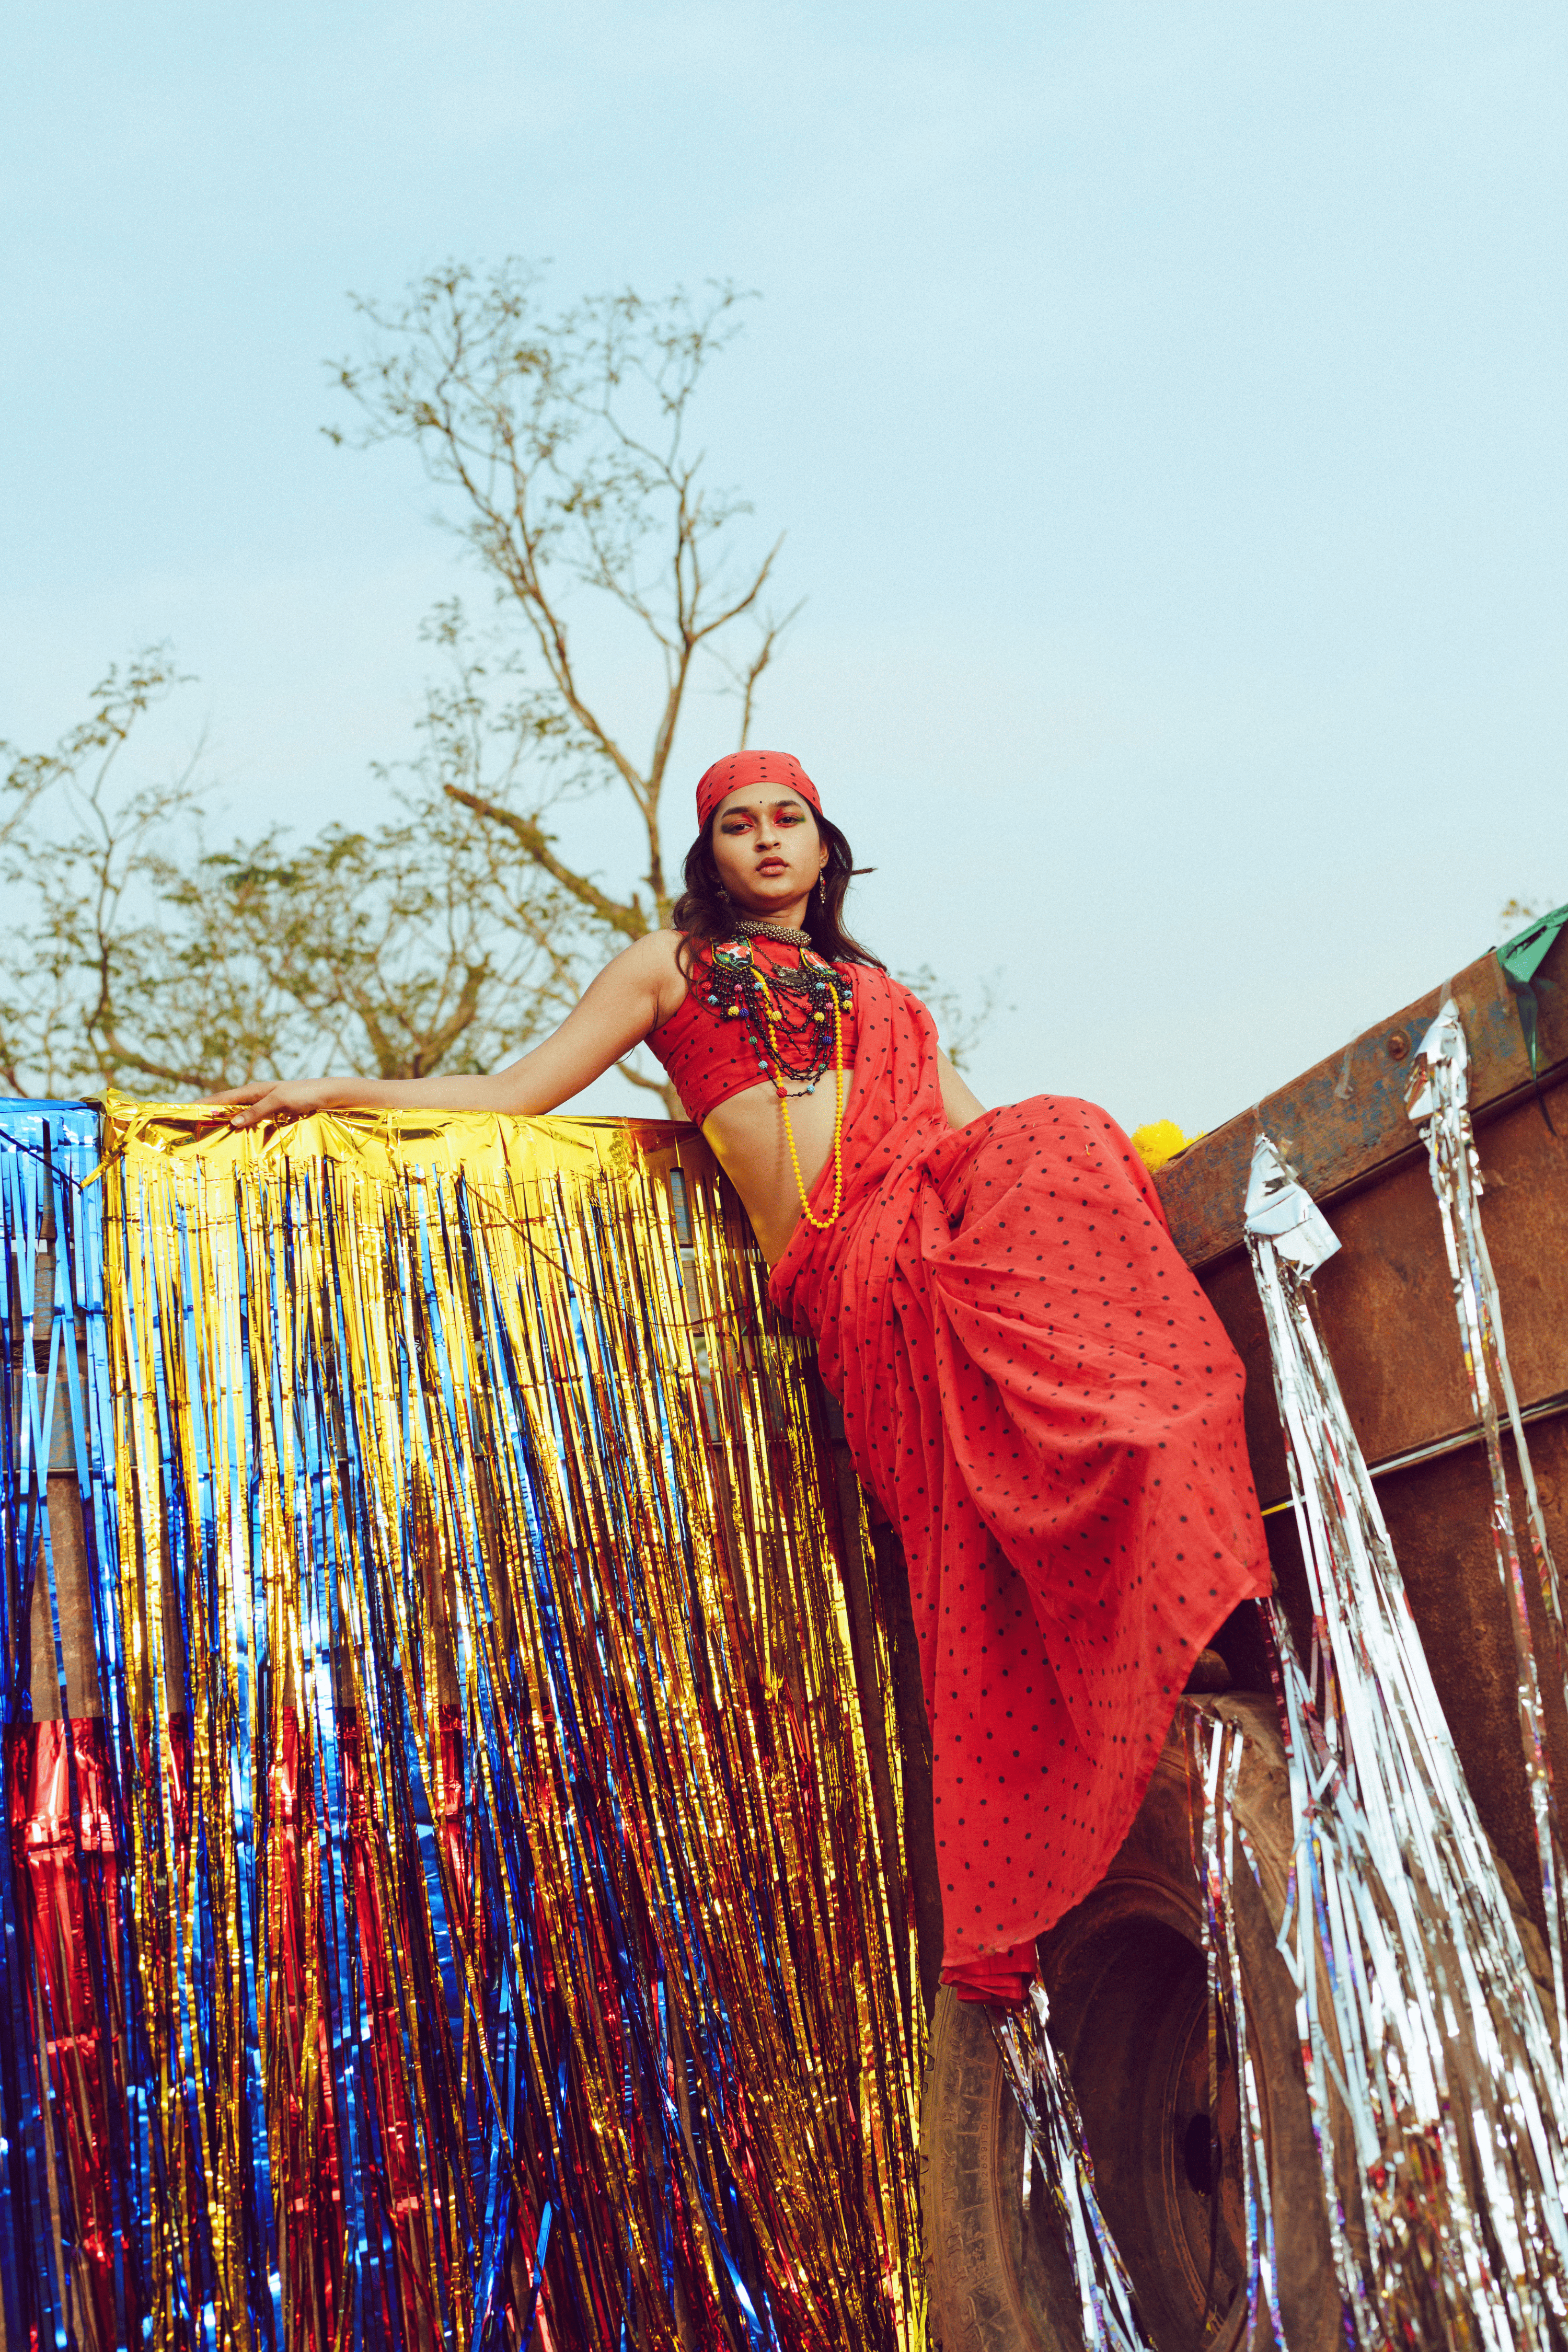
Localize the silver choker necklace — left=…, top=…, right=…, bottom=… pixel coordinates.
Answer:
left=733, top=915, right=813, bottom=947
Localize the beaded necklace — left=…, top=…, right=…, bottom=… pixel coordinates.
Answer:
left=703, top=928, right=855, bottom=1231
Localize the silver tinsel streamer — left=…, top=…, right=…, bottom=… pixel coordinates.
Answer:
left=1245, top=1123, right=1568, bottom=2344
left=990, top=1703, right=1288, bottom=2352
left=1406, top=997, right=1568, bottom=2063
left=1184, top=1708, right=1281, bottom=2351
left=991, top=1994, right=1147, bottom=2351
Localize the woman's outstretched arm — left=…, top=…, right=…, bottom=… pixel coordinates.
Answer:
left=210, top=933, right=681, bottom=1129
left=937, top=1049, right=984, bottom=1129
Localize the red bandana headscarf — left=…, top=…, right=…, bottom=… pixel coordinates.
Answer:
left=695, top=750, right=822, bottom=830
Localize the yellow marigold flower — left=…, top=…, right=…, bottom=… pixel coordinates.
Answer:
left=1131, top=1120, right=1196, bottom=1175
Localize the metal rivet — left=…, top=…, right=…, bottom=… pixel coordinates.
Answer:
left=1387, top=1030, right=1411, bottom=1063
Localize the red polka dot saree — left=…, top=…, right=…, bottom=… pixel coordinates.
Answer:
left=768, top=969, right=1271, bottom=2000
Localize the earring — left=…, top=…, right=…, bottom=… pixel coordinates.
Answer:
left=817, top=874, right=827, bottom=907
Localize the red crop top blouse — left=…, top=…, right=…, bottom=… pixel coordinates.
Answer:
left=645, top=937, right=860, bottom=1124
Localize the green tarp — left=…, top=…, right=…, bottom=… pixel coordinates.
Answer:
left=1497, top=900, right=1568, bottom=1112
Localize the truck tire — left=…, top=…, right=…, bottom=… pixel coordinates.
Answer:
left=920, top=1693, right=1347, bottom=2352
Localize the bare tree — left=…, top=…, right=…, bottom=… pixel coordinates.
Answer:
left=330, top=262, right=799, bottom=1113
left=3, top=267, right=1001, bottom=1106
left=1, top=269, right=792, bottom=1107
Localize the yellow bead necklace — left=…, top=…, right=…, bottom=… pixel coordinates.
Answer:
left=752, top=965, right=847, bottom=1231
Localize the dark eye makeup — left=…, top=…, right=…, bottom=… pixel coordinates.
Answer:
left=720, top=803, right=804, bottom=832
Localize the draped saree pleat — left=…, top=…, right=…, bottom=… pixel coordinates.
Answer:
left=768, top=969, right=1270, bottom=1978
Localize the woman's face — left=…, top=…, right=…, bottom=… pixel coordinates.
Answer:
left=709, top=786, right=828, bottom=918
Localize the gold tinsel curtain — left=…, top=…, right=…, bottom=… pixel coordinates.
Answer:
left=67, top=1100, right=922, bottom=2349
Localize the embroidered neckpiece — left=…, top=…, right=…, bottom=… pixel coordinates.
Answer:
left=702, top=933, right=853, bottom=1230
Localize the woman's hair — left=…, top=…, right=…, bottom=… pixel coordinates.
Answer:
left=671, top=810, right=883, bottom=973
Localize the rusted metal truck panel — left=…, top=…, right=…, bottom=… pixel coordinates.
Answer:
left=1156, top=927, right=1568, bottom=1935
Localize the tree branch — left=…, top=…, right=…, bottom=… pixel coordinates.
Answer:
left=90, top=1022, right=218, bottom=1094
left=443, top=785, right=649, bottom=939
left=408, top=959, right=489, bottom=1076
left=729, top=600, right=804, bottom=749
left=689, top=534, right=785, bottom=645
left=616, top=1056, right=682, bottom=1121
left=424, top=420, right=653, bottom=812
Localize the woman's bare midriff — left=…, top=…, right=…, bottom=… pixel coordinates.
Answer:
left=699, top=1077, right=850, bottom=1267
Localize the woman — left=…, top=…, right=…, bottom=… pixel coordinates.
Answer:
left=217, top=748, right=1270, bottom=2004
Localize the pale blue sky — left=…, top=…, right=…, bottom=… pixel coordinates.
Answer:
left=5, top=3, right=1566, bottom=1127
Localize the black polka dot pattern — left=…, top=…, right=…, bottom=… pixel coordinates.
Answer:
left=770, top=967, right=1272, bottom=1973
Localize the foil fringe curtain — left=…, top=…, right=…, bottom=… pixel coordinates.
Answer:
left=2, top=1101, right=924, bottom=2351
left=1406, top=999, right=1568, bottom=2051
left=1233, top=1042, right=1568, bottom=2343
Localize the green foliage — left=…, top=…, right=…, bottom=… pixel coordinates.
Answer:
left=0, top=655, right=578, bottom=1096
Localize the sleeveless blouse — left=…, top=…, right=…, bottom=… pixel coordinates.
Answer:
left=645, top=938, right=860, bottom=1124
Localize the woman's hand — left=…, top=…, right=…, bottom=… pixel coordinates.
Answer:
left=202, top=1078, right=353, bottom=1129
